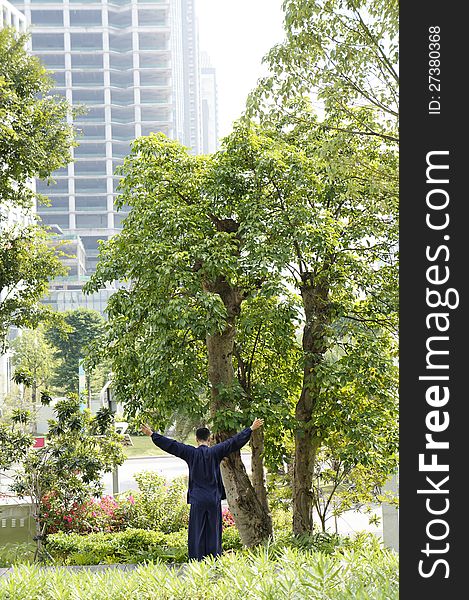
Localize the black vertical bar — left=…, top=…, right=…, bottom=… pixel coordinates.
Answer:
left=400, top=2, right=465, bottom=597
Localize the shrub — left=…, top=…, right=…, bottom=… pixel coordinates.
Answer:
left=124, top=472, right=190, bottom=534
left=46, top=528, right=169, bottom=565
left=46, top=525, right=247, bottom=566
left=222, top=526, right=243, bottom=552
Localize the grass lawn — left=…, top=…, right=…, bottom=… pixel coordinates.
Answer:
left=123, top=433, right=251, bottom=459
left=123, top=434, right=197, bottom=459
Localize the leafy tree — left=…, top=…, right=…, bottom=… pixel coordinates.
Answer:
left=0, top=27, right=75, bottom=347
left=206, top=118, right=398, bottom=535
left=0, top=226, right=66, bottom=351
left=11, top=326, right=58, bottom=404
left=45, top=308, right=107, bottom=395
left=0, top=27, right=75, bottom=210
left=0, top=395, right=125, bottom=560
left=248, top=0, right=398, bottom=143
left=244, top=0, right=400, bottom=533
left=85, top=134, right=305, bottom=546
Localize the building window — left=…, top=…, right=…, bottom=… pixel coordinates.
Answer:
left=141, top=124, right=166, bottom=136
left=40, top=215, right=70, bottom=229
left=70, top=33, right=103, bottom=51
left=75, top=196, right=108, bottom=211
left=111, top=88, right=134, bottom=105
left=36, top=179, right=69, bottom=194
left=140, top=106, right=168, bottom=122
left=74, top=107, right=105, bottom=123
left=72, top=71, right=104, bottom=87
left=73, top=89, right=105, bottom=105
left=139, top=54, right=169, bottom=69
left=39, top=196, right=69, bottom=211
left=32, top=33, right=64, bottom=51
left=139, top=71, right=168, bottom=87
left=30, top=10, right=64, bottom=26
left=138, top=32, right=167, bottom=51
left=109, top=53, right=134, bottom=70
left=111, top=107, right=135, bottom=123
left=112, top=141, right=131, bottom=159
left=139, top=89, right=170, bottom=104
left=75, top=124, right=106, bottom=139
left=74, top=143, right=107, bottom=157
left=71, top=54, right=103, bottom=69
left=69, top=10, right=102, bottom=27
left=75, top=214, right=108, bottom=228
left=109, top=33, right=133, bottom=53
left=138, top=9, right=167, bottom=27
left=111, top=124, right=136, bottom=140
left=108, top=10, right=132, bottom=29
left=110, top=70, right=134, bottom=87
left=35, top=53, right=65, bottom=68
left=51, top=71, right=66, bottom=87
left=74, top=178, right=108, bottom=193
left=74, top=161, right=107, bottom=175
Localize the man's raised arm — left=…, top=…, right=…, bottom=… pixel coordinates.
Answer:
left=212, top=418, right=264, bottom=461
left=141, top=423, right=193, bottom=462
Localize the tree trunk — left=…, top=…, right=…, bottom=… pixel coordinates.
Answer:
left=205, top=279, right=272, bottom=545
left=293, top=274, right=330, bottom=535
left=31, top=381, right=38, bottom=435
left=250, top=427, right=270, bottom=515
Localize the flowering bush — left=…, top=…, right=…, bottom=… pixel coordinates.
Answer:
left=222, top=507, right=236, bottom=529
left=39, top=472, right=189, bottom=536
left=40, top=491, right=134, bottom=535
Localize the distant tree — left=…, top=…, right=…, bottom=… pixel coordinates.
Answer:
left=45, top=309, right=107, bottom=395
left=11, top=326, right=58, bottom=404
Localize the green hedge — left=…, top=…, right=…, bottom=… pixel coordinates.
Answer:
left=46, top=527, right=243, bottom=565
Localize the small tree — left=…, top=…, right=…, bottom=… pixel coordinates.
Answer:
left=45, top=308, right=107, bottom=396
left=1, top=395, right=125, bottom=560
left=9, top=327, right=59, bottom=427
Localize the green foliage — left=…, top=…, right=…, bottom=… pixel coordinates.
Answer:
left=0, top=543, right=36, bottom=568
left=85, top=133, right=299, bottom=444
left=124, top=472, right=189, bottom=534
left=221, top=526, right=243, bottom=552
left=0, top=394, right=125, bottom=561
left=0, top=27, right=75, bottom=346
left=2, top=540, right=399, bottom=598
left=248, top=0, right=398, bottom=144
left=45, top=308, right=107, bottom=394
left=0, top=226, right=66, bottom=349
left=0, top=27, right=75, bottom=209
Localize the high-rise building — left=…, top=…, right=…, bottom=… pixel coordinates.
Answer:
left=200, top=51, right=218, bottom=154
left=12, top=0, right=205, bottom=273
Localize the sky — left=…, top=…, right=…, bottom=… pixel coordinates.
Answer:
left=194, top=0, right=286, bottom=140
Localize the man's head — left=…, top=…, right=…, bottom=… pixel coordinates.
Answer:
left=195, top=427, right=210, bottom=445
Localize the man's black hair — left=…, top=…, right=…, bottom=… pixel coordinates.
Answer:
left=195, top=427, right=210, bottom=441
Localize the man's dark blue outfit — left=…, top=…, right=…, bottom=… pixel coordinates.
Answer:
left=150, top=427, right=252, bottom=561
